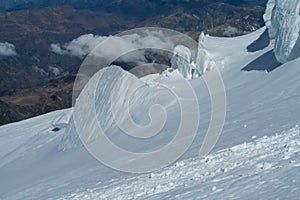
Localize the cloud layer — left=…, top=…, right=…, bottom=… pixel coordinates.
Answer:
left=223, top=26, right=243, bottom=37
left=0, top=42, right=17, bottom=56
left=50, top=34, right=105, bottom=58
left=50, top=31, right=174, bottom=63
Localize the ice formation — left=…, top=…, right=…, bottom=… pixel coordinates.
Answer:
left=58, top=65, right=179, bottom=151
left=195, top=46, right=216, bottom=75
left=59, top=66, right=130, bottom=150
left=265, top=0, right=300, bottom=63
left=196, top=32, right=216, bottom=75
left=171, top=32, right=216, bottom=79
left=263, top=0, right=276, bottom=40
left=170, top=45, right=193, bottom=79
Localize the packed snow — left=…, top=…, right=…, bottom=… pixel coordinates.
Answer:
left=60, top=126, right=300, bottom=200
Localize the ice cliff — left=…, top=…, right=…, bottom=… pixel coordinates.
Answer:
left=263, top=0, right=276, bottom=40
left=58, top=65, right=178, bottom=151
left=265, top=0, right=300, bottom=63
left=170, top=45, right=194, bottom=79
left=171, top=32, right=216, bottom=79
left=58, top=66, right=134, bottom=150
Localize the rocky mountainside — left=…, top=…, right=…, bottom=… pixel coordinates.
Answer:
left=0, top=1, right=266, bottom=125
left=0, top=0, right=267, bottom=11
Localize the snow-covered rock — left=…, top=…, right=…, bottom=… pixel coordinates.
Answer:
left=265, top=0, right=300, bottom=63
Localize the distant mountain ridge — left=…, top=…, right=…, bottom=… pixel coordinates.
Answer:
left=0, top=0, right=267, bottom=12
left=0, top=0, right=266, bottom=125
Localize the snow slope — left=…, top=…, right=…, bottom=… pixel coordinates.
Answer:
left=61, top=127, right=300, bottom=200
left=1, top=28, right=300, bottom=199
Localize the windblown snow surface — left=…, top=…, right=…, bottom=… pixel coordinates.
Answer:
left=1, top=28, right=300, bottom=199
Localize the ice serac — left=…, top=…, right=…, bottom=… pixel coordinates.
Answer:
left=58, top=66, right=127, bottom=150
left=195, top=34, right=216, bottom=75
left=263, top=0, right=276, bottom=40
left=171, top=45, right=193, bottom=79
left=171, top=32, right=216, bottom=79
left=58, top=65, right=176, bottom=151
left=268, top=0, right=300, bottom=63
left=195, top=48, right=216, bottom=75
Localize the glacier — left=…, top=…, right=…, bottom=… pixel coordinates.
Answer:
left=265, top=0, right=300, bottom=63
left=1, top=27, right=300, bottom=199
left=3, top=0, right=300, bottom=196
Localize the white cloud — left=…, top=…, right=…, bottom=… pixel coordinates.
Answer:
left=50, top=34, right=106, bottom=58
left=50, top=31, right=174, bottom=63
left=49, top=66, right=61, bottom=76
left=223, top=26, right=243, bottom=37
left=0, top=42, right=17, bottom=56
